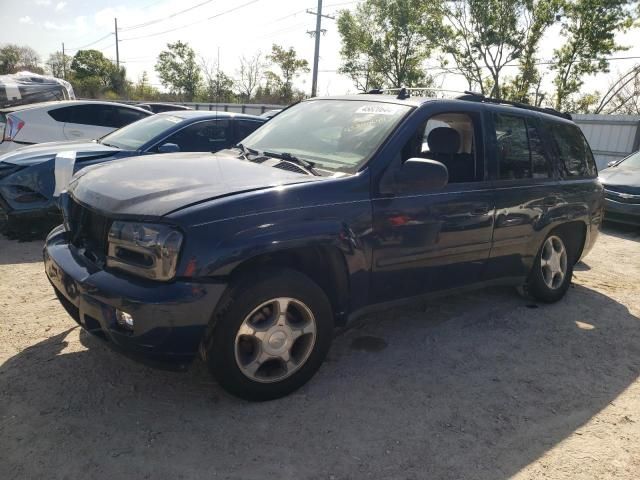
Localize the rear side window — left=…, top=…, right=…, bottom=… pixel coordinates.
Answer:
left=60, top=105, right=119, bottom=128
left=48, top=106, right=72, bottom=123
left=234, top=119, right=264, bottom=143
left=115, top=107, right=148, bottom=128
left=550, top=123, right=595, bottom=177
left=493, top=113, right=551, bottom=180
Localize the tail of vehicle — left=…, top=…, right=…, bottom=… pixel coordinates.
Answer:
left=1, top=112, right=25, bottom=144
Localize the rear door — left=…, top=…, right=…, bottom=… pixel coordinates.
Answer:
left=483, top=110, right=559, bottom=280
left=61, top=104, right=119, bottom=140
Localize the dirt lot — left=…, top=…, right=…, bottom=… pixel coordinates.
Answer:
left=1, top=225, right=639, bottom=480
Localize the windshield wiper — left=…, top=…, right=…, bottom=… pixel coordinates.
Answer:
left=262, top=150, right=320, bottom=176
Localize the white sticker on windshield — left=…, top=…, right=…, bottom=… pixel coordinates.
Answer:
left=355, top=104, right=400, bottom=115
left=53, top=151, right=76, bottom=198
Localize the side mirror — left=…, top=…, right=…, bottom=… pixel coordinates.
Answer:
left=157, top=143, right=180, bottom=153
left=394, top=158, right=448, bottom=193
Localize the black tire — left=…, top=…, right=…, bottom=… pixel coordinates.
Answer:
left=525, top=231, right=574, bottom=303
left=205, top=268, right=334, bottom=401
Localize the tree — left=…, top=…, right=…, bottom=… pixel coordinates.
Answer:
left=236, top=53, right=264, bottom=101
left=438, top=0, right=553, bottom=99
left=0, top=44, right=42, bottom=74
left=46, top=51, right=71, bottom=79
left=200, top=57, right=235, bottom=103
left=71, top=50, right=114, bottom=86
left=337, top=0, right=440, bottom=91
left=507, top=0, right=563, bottom=103
left=155, top=41, right=201, bottom=101
left=551, top=0, right=635, bottom=110
left=266, top=44, right=309, bottom=102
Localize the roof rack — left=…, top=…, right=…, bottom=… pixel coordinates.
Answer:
left=457, top=91, right=572, bottom=120
left=365, top=87, right=469, bottom=100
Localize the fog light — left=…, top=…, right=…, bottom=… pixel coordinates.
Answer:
left=116, top=309, right=134, bottom=331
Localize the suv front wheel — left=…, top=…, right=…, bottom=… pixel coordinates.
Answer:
left=526, top=232, right=574, bottom=303
left=205, top=268, right=334, bottom=401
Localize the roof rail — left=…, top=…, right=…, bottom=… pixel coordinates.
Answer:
left=457, top=91, right=572, bottom=120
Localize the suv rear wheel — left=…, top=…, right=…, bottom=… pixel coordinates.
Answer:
left=205, top=268, right=334, bottom=401
left=525, top=232, right=574, bottom=303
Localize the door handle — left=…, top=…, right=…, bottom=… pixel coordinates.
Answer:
left=68, top=130, right=83, bottom=137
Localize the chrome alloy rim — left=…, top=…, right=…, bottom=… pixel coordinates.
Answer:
left=234, top=297, right=317, bottom=383
left=540, top=235, right=568, bottom=290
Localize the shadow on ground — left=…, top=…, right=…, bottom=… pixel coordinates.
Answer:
left=1, top=285, right=639, bottom=479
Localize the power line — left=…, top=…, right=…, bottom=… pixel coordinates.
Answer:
left=120, top=0, right=263, bottom=41
left=67, top=33, right=113, bottom=51
left=119, top=0, right=216, bottom=31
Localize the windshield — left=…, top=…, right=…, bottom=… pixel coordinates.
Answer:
left=242, top=100, right=411, bottom=173
left=100, top=114, right=183, bottom=150
left=618, top=150, right=640, bottom=169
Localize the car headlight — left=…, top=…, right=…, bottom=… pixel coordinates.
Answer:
left=107, top=221, right=183, bottom=281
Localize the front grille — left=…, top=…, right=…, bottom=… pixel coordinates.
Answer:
left=605, top=189, right=640, bottom=205
left=67, top=199, right=111, bottom=264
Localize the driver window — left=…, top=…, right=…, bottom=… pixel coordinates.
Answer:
left=160, top=120, right=231, bottom=152
left=402, top=112, right=481, bottom=183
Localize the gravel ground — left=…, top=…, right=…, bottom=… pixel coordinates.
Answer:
left=0, top=224, right=639, bottom=480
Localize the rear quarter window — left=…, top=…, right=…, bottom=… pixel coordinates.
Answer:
left=549, top=122, right=596, bottom=178
left=48, top=106, right=73, bottom=123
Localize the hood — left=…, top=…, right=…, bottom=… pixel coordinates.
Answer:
left=69, top=152, right=322, bottom=217
left=0, top=140, right=122, bottom=167
left=599, top=165, right=640, bottom=193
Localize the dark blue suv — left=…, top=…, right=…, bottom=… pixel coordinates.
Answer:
left=44, top=93, right=604, bottom=400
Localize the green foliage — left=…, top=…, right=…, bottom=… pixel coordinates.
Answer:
left=266, top=44, right=309, bottom=102
left=0, top=44, right=42, bottom=74
left=439, top=0, right=542, bottom=99
left=200, top=70, right=235, bottom=103
left=155, top=41, right=201, bottom=102
left=337, top=0, right=440, bottom=91
left=552, top=0, right=635, bottom=110
left=507, top=0, right=563, bottom=103
left=71, top=50, right=114, bottom=85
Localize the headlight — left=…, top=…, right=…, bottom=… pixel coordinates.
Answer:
left=107, top=221, right=183, bottom=281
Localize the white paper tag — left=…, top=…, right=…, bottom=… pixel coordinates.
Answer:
left=4, top=82, right=21, bottom=101
left=355, top=104, right=400, bottom=115
left=53, top=151, right=76, bottom=197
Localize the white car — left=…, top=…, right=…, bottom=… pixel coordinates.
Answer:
left=0, top=100, right=152, bottom=153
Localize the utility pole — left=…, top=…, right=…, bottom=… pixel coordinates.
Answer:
left=61, top=42, right=66, bottom=79
left=114, top=18, right=120, bottom=69
left=307, top=0, right=334, bottom=97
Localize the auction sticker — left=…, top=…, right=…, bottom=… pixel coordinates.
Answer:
left=355, top=104, right=401, bottom=115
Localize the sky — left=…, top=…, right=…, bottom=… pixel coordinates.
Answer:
left=2, top=0, right=640, bottom=101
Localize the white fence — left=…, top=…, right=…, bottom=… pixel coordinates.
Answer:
left=573, top=114, right=640, bottom=169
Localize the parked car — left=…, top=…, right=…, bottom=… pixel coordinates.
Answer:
left=44, top=93, right=603, bottom=401
left=0, top=100, right=152, bottom=154
left=599, top=150, right=640, bottom=225
left=260, top=109, right=282, bottom=119
left=0, top=111, right=266, bottom=222
left=137, top=102, right=192, bottom=114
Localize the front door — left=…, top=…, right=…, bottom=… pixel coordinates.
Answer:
left=371, top=107, right=495, bottom=303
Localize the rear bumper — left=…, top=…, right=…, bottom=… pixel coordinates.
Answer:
left=44, top=225, right=227, bottom=363
left=604, top=198, right=640, bottom=226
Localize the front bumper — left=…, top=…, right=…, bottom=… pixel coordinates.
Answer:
left=44, top=225, right=227, bottom=363
left=604, top=198, right=640, bottom=226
